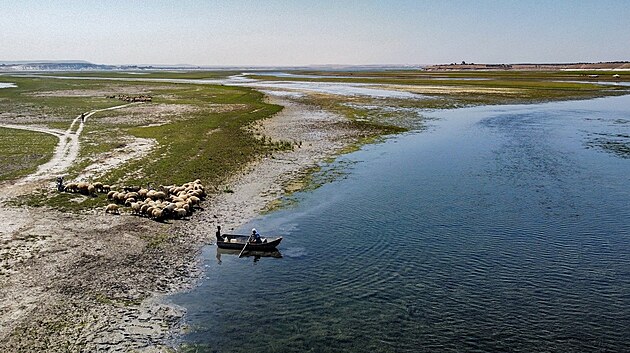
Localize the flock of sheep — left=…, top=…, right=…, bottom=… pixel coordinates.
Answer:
left=64, top=181, right=111, bottom=195
left=106, top=94, right=153, bottom=102
left=63, top=179, right=206, bottom=221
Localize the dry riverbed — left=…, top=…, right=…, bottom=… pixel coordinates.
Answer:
left=0, top=95, right=364, bottom=352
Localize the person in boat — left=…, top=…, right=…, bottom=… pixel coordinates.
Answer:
left=251, top=228, right=262, bottom=244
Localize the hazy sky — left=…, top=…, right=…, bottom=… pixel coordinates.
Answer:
left=1, top=0, right=629, bottom=66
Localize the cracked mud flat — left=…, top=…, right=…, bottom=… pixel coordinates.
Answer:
left=0, top=93, right=364, bottom=352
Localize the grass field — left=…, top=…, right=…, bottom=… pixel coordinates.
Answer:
left=248, top=70, right=630, bottom=104
left=0, top=75, right=294, bottom=210
left=0, top=127, right=58, bottom=181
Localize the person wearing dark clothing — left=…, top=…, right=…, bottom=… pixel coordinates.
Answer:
left=56, top=176, right=64, bottom=192
left=216, top=226, right=223, bottom=241
left=251, top=228, right=262, bottom=243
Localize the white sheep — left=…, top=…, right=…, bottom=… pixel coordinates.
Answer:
left=105, top=204, right=120, bottom=214
left=188, top=196, right=200, bottom=206
left=174, top=208, right=187, bottom=219
left=151, top=208, right=164, bottom=220
left=130, top=202, right=141, bottom=214
left=65, top=183, right=78, bottom=193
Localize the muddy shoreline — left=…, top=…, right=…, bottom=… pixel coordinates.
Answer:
left=0, top=95, right=363, bottom=351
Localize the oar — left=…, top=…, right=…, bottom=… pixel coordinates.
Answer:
left=238, top=234, right=253, bottom=258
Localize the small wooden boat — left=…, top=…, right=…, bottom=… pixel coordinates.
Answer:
left=217, top=234, right=282, bottom=251
left=217, top=247, right=282, bottom=259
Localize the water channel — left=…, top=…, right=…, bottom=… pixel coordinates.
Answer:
left=172, top=94, right=630, bottom=352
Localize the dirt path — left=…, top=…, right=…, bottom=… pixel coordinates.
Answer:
left=0, top=103, right=136, bottom=199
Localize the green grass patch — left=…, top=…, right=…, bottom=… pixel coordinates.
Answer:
left=2, top=76, right=293, bottom=211
left=0, top=127, right=58, bottom=181
left=100, top=86, right=286, bottom=187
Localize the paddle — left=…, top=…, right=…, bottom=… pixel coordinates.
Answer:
left=238, top=234, right=253, bottom=258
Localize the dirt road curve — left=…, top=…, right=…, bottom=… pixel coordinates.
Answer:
left=0, top=103, right=135, bottom=198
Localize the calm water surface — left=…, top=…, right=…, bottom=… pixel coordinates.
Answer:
left=172, top=95, right=630, bottom=352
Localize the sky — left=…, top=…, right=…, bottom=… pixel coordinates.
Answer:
left=1, top=0, right=629, bottom=66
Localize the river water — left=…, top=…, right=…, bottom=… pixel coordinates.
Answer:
left=172, top=95, right=630, bottom=352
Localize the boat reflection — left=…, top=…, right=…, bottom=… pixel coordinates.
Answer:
left=215, top=247, right=282, bottom=264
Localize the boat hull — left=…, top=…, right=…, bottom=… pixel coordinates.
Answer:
left=216, top=234, right=282, bottom=251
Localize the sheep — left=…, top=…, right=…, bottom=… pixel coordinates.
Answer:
left=125, top=197, right=136, bottom=206
left=188, top=190, right=202, bottom=198
left=105, top=204, right=120, bottom=214
left=77, top=182, right=89, bottom=194
left=146, top=190, right=157, bottom=199
left=93, top=182, right=103, bottom=192
left=112, top=192, right=125, bottom=203
left=124, top=192, right=139, bottom=200
left=138, top=188, right=148, bottom=199
left=151, top=208, right=164, bottom=220
left=171, top=196, right=185, bottom=203
left=164, top=202, right=177, bottom=213
left=174, top=208, right=187, bottom=219
left=65, top=183, right=78, bottom=193
left=87, top=184, right=96, bottom=195
left=154, top=191, right=167, bottom=200
left=102, top=184, right=111, bottom=193
left=130, top=202, right=142, bottom=215
left=107, top=190, right=116, bottom=199
left=188, top=196, right=200, bottom=207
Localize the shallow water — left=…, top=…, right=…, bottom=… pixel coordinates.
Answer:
left=252, top=72, right=491, bottom=81
left=0, top=83, right=16, bottom=88
left=21, top=74, right=422, bottom=99
left=173, top=94, right=630, bottom=352
left=236, top=79, right=422, bottom=99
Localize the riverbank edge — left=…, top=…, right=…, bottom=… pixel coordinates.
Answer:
left=157, top=94, right=373, bottom=351
left=0, top=84, right=386, bottom=352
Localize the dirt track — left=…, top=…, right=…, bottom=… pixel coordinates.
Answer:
left=0, top=103, right=135, bottom=189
